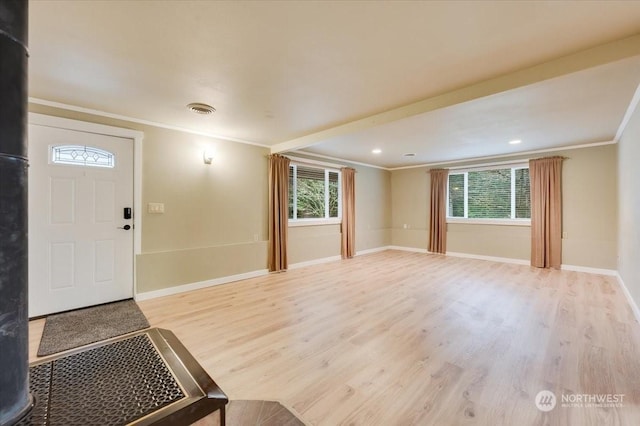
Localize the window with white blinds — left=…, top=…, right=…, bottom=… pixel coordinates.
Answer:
left=289, top=164, right=341, bottom=221
left=448, top=165, right=530, bottom=222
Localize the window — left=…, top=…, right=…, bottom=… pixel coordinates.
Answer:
left=448, top=165, right=530, bottom=222
left=51, top=145, right=115, bottom=168
left=289, top=164, right=341, bottom=222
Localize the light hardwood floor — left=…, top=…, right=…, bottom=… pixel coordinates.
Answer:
left=28, top=250, right=640, bottom=425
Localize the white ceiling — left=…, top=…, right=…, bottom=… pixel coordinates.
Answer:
left=302, top=57, right=640, bottom=168
left=29, top=1, right=640, bottom=168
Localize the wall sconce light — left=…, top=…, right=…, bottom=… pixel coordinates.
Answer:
left=203, top=149, right=214, bottom=164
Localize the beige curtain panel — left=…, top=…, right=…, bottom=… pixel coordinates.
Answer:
left=341, top=167, right=356, bottom=259
left=428, top=168, right=448, bottom=254
left=268, top=154, right=290, bottom=272
left=529, top=156, right=564, bottom=269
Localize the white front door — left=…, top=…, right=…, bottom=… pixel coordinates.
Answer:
left=28, top=124, right=134, bottom=317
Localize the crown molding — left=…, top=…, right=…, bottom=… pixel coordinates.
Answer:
left=388, top=140, right=616, bottom=171
left=294, top=150, right=390, bottom=170
left=28, top=97, right=270, bottom=148
left=615, top=82, right=640, bottom=141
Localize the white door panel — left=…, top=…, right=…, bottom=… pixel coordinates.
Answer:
left=29, top=125, right=134, bottom=317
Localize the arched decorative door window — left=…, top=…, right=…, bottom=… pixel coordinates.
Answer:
left=51, top=145, right=115, bottom=168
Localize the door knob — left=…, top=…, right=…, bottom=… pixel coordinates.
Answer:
left=118, top=225, right=131, bottom=230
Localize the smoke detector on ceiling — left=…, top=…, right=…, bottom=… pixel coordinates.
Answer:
left=187, top=103, right=216, bottom=115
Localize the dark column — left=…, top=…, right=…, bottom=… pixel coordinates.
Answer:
left=0, top=0, right=31, bottom=424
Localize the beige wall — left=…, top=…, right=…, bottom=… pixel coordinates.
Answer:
left=28, top=104, right=391, bottom=292
left=391, top=144, right=618, bottom=269
left=289, top=224, right=341, bottom=264
left=618, top=103, right=640, bottom=308
left=391, top=167, right=428, bottom=248
left=561, top=144, right=617, bottom=268
left=447, top=223, right=531, bottom=259
left=135, top=125, right=271, bottom=291
left=355, top=164, right=392, bottom=251
left=288, top=159, right=392, bottom=264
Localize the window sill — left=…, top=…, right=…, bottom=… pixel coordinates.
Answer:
left=288, top=218, right=342, bottom=227
left=446, top=218, right=531, bottom=227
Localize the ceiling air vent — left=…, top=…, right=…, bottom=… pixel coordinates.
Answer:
left=187, top=103, right=216, bottom=115
left=403, top=153, right=416, bottom=157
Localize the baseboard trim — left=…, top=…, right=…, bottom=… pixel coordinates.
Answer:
left=446, top=251, right=529, bottom=265
left=616, top=272, right=640, bottom=324
left=135, top=269, right=269, bottom=301
left=289, top=246, right=392, bottom=269
left=356, top=246, right=391, bottom=256
left=138, top=247, right=394, bottom=300
left=387, top=245, right=428, bottom=254
left=288, top=255, right=342, bottom=270
left=560, top=264, right=617, bottom=276
left=370, top=247, right=619, bottom=276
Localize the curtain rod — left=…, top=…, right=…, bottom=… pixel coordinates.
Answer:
left=427, top=156, right=570, bottom=172
left=446, top=158, right=529, bottom=171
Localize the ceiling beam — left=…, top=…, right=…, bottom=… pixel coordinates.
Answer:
left=271, top=33, right=640, bottom=154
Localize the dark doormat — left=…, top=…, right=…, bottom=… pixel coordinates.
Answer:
left=37, top=299, right=150, bottom=357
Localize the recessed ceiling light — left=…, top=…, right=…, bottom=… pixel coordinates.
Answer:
left=187, top=103, right=216, bottom=115
left=403, top=153, right=416, bottom=157
left=509, top=139, right=521, bottom=145
left=372, top=149, right=382, bottom=154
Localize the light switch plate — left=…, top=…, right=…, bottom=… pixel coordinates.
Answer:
left=148, top=203, right=165, bottom=214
